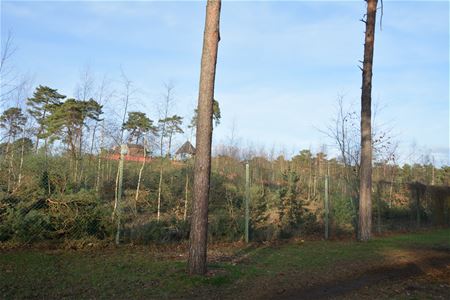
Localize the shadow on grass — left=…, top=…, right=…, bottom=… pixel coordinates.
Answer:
left=269, top=255, right=450, bottom=300
left=0, top=228, right=448, bottom=299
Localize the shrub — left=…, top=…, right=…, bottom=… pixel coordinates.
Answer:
left=126, top=219, right=189, bottom=244
left=12, top=209, right=52, bottom=243
left=208, top=210, right=244, bottom=241
left=332, top=194, right=356, bottom=228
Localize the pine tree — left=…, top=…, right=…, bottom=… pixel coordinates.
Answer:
left=359, top=0, right=378, bottom=241
left=188, top=0, right=222, bottom=276
left=123, top=111, right=157, bottom=144
left=26, top=85, right=65, bottom=151
left=190, top=99, right=221, bottom=129
left=0, top=107, right=27, bottom=192
left=278, top=168, right=303, bottom=234
left=41, top=98, right=102, bottom=182
left=0, top=107, right=27, bottom=141
left=159, top=114, right=183, bottom=157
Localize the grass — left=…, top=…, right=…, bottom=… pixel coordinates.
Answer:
left=0, top=228, right=449, bottom=299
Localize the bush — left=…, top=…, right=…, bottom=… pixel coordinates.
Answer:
left=126, top=219, right=189, bottom=244
left=332, top=194, right=356, bottom=228
left=208, top=210, right=244, bottom=241
left=12, top=210, right=53, bottom=243
left=49, top=190, right=113, bottom=240
left=251, top=224, right=279, bottom=241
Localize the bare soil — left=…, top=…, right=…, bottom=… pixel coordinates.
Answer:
left=230, top=247, right=450, bottom=299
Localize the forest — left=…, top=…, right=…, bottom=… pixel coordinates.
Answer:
left=1, top=0, right=449, bottom=299
left=1, top=83, right=448, bottom=246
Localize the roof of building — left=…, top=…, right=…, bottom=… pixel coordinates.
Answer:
left=110, top=143, right=148, bottom=156
left=175, top=141, right=196, bottom=155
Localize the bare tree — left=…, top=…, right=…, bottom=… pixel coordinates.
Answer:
left=323, top=94, right=394, bottom=237
left=75, top=65, right=95, bottom=102
left=156, top=82, right=175, bottom=221
left=133, top=138, right=148, bottom=214
left=113, top=70, right=133, bottom=220
left=92, top=75, right=114, bottom=192
left=0, top=31, right=18, bottom=103
left=324, top=96, right=360, bottom=179
left=188, top=0, right=221, bottom=275
left=74, top=65, right=95, bottom=184
left=359, top=0, right=378, bottom=241
left=157, top=82, right=175, bottom=156
left=13, top=81, right=33, bottom=191
left=119, top=69, right=132, bottom=143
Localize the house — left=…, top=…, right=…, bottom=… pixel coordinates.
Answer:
left=175, top=141, right=196, bottom=160
left=107, top=144, right=152, bottom=162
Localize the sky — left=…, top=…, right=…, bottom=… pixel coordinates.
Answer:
left=1, top=0, right=449, bottom=165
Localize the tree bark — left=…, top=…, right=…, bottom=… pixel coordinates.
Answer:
left=6, top=135, right=12, bottom=193
left=157, top=163, right=163, bottom=222
left=115, top=145, right=126, bottom=245
left=135, top=138, right=147, bottom=215
left=95, top=122, right=105, bottom=193
left=188, top=0, right=221, bottom=276
left=376, top=181, right=382, bottom=234
left=184, top=167, right=189, bottom=221
left=168, top=133, right=173, bottom=159
left=359, top=0, right=378, bottom=241
left=78, top=126, right=83, bottom=184
left=16, top=129, right=26, bottom=190
left=324, top=164, right=329, bottom=240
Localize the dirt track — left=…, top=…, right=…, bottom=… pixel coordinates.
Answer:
left=225, top=247, right=450, bottom=300
left=274, top=256, right=450, bottom=299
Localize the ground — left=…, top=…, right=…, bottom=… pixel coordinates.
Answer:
left=1, top=229, right=449, bottom=299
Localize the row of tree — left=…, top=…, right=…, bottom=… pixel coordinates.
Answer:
left=0, top=137, right=446, bottom=240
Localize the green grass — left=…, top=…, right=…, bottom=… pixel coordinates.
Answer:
left=1, top=229, right=449, bottom=299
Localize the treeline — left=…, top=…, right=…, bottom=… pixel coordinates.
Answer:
left=1, top=91, right=448, bottom=244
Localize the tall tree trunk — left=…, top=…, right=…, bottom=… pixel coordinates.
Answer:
left=95, top=149, right=102, bottom=193
left=35, top=108, right=47, bottom=153
left=388, top=167, right=395, bottom=208
left=188, top=0, right=221, bottom=276
left=431, top=165, right=435, bottom=185
left=307, top=159, right=312, bottom=201
left=95, top=123, right=105, bottom=193
left=44, top=137, right=51, bottom=195
left=245, top=162, right=250, bottom=243
left=89, top=123, right=98, bottom=173
left=115, top=145, right=126, bottom=245
left=113, top=70, right=130, bottom=215
left=324, top=163, right=330, bottom=240
left=313, top=175, right=317, bottom=198
left=135, top=139, right=147, bottom=215
left=168, top=133, right=173, bottom=158
left=376, top=181, right=382, bottom=234
left=6, top=136, right=12, bottom=193
left=34, top=136, right=40, bottom=153
left=78, top=127, right=83, bottom=185
left=16, top=129, right=26, bottom=190
left=184, top=168, right=189, bottom=221
left=112, top=162, right=120, bottom=220
left=359, top=0, right=378, bottom=241
left=157, top=163, right=163, bottom=222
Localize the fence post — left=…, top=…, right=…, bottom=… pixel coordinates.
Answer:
left=245, top=162, right=250, bottom=243
left=416, top=187, right=421, bottom=228
left=115, top=144, right=127, bottom=245
left=376, top=181, right=382, bottom=234
left=324, top=165, right=329, bottom=240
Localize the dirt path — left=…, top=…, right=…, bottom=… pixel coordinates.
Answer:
left=273, top=256, right=450, bottom=299
left=219, top=247, right=450, bottom=300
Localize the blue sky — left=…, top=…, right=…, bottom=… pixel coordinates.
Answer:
left=1, top=0, right=449, bottom=164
